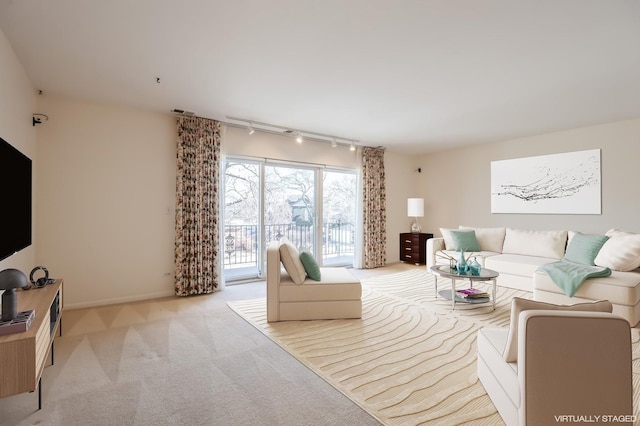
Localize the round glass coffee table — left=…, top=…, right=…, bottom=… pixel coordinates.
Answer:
left=430, top=265, right=499, bottom=310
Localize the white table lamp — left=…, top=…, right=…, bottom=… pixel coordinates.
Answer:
left=407, top=198, right=424, bottom=233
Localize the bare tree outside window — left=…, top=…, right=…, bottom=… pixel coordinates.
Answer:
left=223, top=159, right=356, bottom=281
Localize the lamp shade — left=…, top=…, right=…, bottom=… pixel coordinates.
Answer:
left=0, top=269, right=28, bottom=322
left=0, top=268, right=28, bottom=290
left=407, top=198, right=424, bottom=217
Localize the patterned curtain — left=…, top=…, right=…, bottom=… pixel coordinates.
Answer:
left=175, top=116, right=221, bottom=296
left=361, top=147, right=387, bottom=268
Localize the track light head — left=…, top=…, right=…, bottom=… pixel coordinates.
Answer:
left=331, top=138, right=337, bottom=148
left=296, top=132, right=303, bottom=143
left=247, top=122, right=255, bottom=135
left=349, top=143, right=355, bottom=152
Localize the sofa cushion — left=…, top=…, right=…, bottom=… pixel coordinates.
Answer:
left=279, top=241, right=307, bottom=285
left=279, top=267, right=361, bottom=302
left=605, top=228, right=638, bottom=238
left=503, top=297, right=613, bottom=362
left=439, top=228, right=456, bottom=250
left=534, top=269, right=640, bottom=307
left=300, top=251, right=321, bottom=281
left=595, top=233, right=640, bottom=272
left=459, top=226, right=506, bottom=253
left=484, top=254, right=554, bottom=278
left=564, top=232, right=609, bottom=266
left=502, top=228, right=568, bottom=260
left=438, top=250, right=500, bottom=267
left=477, top=328, right=519, bottom=407
left=450, top=230, right=481, bottom=251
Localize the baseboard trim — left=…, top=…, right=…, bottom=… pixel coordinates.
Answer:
left=64, top=290, right=176, bottom=310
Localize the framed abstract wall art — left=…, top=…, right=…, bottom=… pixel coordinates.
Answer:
left=491, top=149, right=601, bottom=214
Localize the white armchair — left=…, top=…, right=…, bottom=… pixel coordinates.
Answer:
left=266, top=241, right=362, bottom=322
left=478, top=310, right=633, bottom=425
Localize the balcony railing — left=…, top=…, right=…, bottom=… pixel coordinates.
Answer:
left=223, top=222, right=355, bottom=267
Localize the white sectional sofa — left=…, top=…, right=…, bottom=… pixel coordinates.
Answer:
left=426, top=226, right=640, bottom=326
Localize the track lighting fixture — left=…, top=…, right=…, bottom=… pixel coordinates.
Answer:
left=225, top=116, right=360, bottom=150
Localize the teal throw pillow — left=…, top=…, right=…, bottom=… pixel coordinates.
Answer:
left=564, top=232, right=609, bottom=266
left=299, top=251, right=321, bottom=281
left=450, top=230, right=481, bottom=252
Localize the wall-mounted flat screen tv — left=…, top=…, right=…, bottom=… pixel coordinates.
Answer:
left=0, top=136, right=32, bottom=261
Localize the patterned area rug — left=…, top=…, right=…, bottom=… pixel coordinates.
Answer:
left=228, top=269, right=640, bottom=425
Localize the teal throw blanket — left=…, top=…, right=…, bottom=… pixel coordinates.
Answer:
left=537, top=260, right=611, bottom=297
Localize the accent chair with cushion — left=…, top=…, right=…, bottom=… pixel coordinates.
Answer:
left=477, top=298, right=634, bottom=425
left=266, top=240, right=362, bottom=322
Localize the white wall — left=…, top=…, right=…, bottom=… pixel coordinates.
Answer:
left=416, top=118, right=640, bottom=236
left=27, top=106, right=414, bottom=308
left=384, top=149, right=420, bottom=263
left=20, top=87, right=640, bottom=309
left=15, top=80, right=638, bottom=309
left=0, top=27, right=36, bottom=274
left=6, top=14, right=636, bottom=307
left=32, top=107, right=640, bottom=308
left=35, top=95, right=176, bottom=308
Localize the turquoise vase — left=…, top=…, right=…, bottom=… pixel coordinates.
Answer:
left=456, top=249, right=467, bottom=274
left=470, top=256, right=481, bottom=276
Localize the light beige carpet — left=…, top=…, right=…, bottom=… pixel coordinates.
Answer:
left=228, top=269, right=640, bottom=426
left=0, top=283, right=380, bottom=426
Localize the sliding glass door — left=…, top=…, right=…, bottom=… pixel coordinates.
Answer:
left=264, top=164, right=316, bottom=253
left=223, top=160, right=261, bottom=281
left=322, top=170, right=357, bottom=266
left=223, top=157, right=356, bottom=283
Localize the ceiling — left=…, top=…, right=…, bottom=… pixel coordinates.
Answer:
left=1, top=0, right=639, bottom=154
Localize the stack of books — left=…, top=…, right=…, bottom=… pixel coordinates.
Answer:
left=456, top=287, right=489, bottom=301
left=0, top=309, right=35, bottom=336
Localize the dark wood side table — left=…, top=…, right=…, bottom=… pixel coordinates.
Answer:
left=399, top=232, right=433, bottom=265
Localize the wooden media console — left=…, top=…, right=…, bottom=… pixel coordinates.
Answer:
left=0, top=279, right=63, bottom=408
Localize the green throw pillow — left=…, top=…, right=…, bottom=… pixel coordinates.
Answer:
left=299, top=251, right=321, bottom=281
left=450, top=230, right=481, bottom=252
left=564, top=232, right=609, bottom=266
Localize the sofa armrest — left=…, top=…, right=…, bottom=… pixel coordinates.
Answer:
left=518, top=310, right=633, bottom=426
left=266, top=241, right=281, bottom=321
left=426, top=237, right=445, bottom=269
